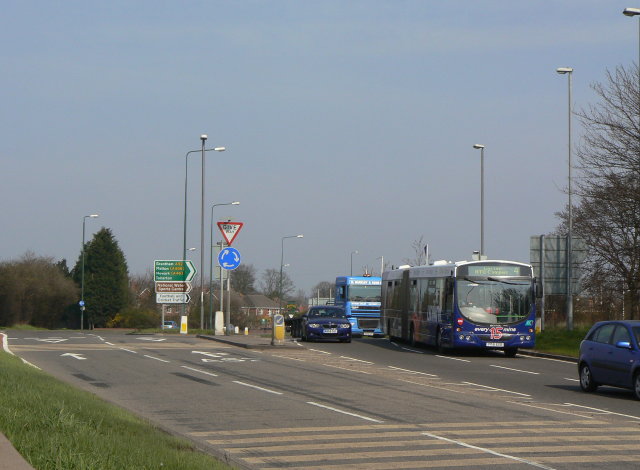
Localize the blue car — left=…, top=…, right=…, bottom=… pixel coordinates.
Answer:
left=301, top=306, right=351, bottom=343
left=578, top=320, right=640, bottom=400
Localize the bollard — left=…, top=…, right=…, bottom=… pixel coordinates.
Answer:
left=180, top=316, right=188, bottom=335
left=244, top=327, right=249, bottom=335
left=271, top=314, right=285, bottom=345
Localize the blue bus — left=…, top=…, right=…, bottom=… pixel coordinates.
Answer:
left=335, top=276, right=383, bottom=337
left=382, top=260, right=539, bottom=357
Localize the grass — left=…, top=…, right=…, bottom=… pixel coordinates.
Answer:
left=533, top=326, right=590, bottom=358
left=0, top=350, right=232, bottom=470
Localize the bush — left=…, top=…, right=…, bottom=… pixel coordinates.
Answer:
left=107, top=308, right=159, bottom=329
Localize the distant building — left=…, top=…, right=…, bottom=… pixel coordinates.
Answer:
left=240, top=294, right=281, bottom=317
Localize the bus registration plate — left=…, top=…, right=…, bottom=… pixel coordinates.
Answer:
left=323, top=328, right=338, bottom=334
left=486, top=342, right=504, bottom=348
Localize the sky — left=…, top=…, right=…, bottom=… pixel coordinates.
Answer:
left=1, top=1, right=637, bottom=296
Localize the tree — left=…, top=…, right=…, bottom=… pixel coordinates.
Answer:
left=556, top=64, right=640, bottom=320
left=404, top=235, right=429, bottom=266
left=231, top=264, right=257, bottom=294
left=72, top=228, right=129, bottom=328
left=260, top=268, right=294, bottom=301
left=0, top=252, right=78, bottom=328
left=311, top=281, right=334, bottom=298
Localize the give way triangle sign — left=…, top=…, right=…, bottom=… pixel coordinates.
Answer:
left=217, top=221, right=244, bottom=246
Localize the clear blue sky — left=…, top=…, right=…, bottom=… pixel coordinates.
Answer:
left=1, top=1, right=636, bottom=294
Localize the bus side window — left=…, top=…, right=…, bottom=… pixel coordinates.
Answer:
left=338, top=286, right=345, bottom=300
left=444, top=278, right=454, bottom=312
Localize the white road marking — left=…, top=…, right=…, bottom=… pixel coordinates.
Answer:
left=306, top=402, right=384, bottom=423
left=387, top=366, right=438, bottom=377
left=61, top=353, right=86, bottom=360
left=181, top=366, right=218, bottom=377
left=490, top=364, right=539, bottom=375
left=143, top=354, right=170, bottom=363
left=119, top=348, right=137, bottom=354
left=564, top=377, right=579, bottom=382
left=233, top=381, right=283, bottom=395
left=565, top=403, right=640, bottom=421
left=339, top=356, right=374, bottom=364
left=401, top=347, right=425, bottom=354
left=463, top=382, right=531, bottom=397
left=138, top=337, right=166, bottom=342
left=436, top=355, right=471, bottom=362
left=422, top=431, right=556, bottom=470
left=309, top=349, right=332, bottom=355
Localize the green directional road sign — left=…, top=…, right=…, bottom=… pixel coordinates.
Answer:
left=154, top=260, right=196, bottom=282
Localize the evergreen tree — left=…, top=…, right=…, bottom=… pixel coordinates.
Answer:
left=72, top=228, right=129, bottom=328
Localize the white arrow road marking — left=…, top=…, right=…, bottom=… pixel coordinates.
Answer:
left=192, top=351, right=229, bottom=358
left=27, top=338, right=68, bottom=343
left=61, top=353, right=86, bottom=360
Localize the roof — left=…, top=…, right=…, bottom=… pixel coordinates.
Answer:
left=241, top=294, right=280, bottom=309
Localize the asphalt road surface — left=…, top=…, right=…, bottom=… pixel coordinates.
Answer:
left=6, top=330, right=640, bottom=470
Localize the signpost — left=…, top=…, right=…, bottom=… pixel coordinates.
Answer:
left=217, top=221, right=244, bottom=246
left=155, top=282, right=192, bottom=293
left=154, top=260, right=196, bottom=305
left=156, top=293, right=191, bottom=304
left=218, top=247, right=241, bottom=270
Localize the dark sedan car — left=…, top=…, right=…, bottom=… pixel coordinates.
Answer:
left=300, top=306, right=351, bottom=343
left=578, top=320, right=640, bottom=400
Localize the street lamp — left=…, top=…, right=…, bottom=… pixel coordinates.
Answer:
left=181, top=141, right=225, bottom=319
left=350, top=250, right=358, bottom=276
left=209, top=201, right=239, bottom=332
left=81, top=214, right=99, bottom=331
left=557, top=67, right=574, bottom=331
left=472, top=144, right=485, bottom=258
left=279, top=235, right=303, bottom=313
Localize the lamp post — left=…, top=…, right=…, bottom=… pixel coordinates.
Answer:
left=350, top=250, right=358, bottom=276
left=279, top=235, right=303, bottom=313
left=81, top=214, right=99, bottom=331
left=181, top=141, right=225, bottom=319
left=209, top=201, right=239, bottom=332
left=557, top=67, right=574, bottom=331
left=472, top=144, right=485, bottom=258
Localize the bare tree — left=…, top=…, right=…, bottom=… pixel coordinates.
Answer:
left=404, top=235, right=429, bottom=266
left=260, top=268, right=294, bottom=301
left=231, top=264, right=257, bottom=294
left=311, top=281, right=334, bottom=298
left=558, top=64, right=640, bottom=319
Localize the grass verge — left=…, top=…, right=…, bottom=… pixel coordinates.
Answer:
left=0, top=350, right=231, bottom=470
left=534, top=327, right=590, bottom=358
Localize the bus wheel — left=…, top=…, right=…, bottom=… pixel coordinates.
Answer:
left=437, top=329, right=447, bottom=354
left=504, top=348, right=518, bottom=358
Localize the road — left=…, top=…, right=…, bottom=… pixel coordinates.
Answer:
left=5, top=330, right=640, bottom=469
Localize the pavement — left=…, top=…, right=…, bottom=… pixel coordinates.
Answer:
left=0, top=433, right=34, bottom=470
left=197, top=329, right=302, bottom=349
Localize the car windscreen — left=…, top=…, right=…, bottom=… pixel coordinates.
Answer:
left=309, top=309, right=347, bottom=318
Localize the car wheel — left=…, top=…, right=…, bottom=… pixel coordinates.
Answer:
left=579, top=363, right=598, bottom=392
left=634, top=371, right=640, bottom=401
left=504, top=348, right=518, bottom=358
